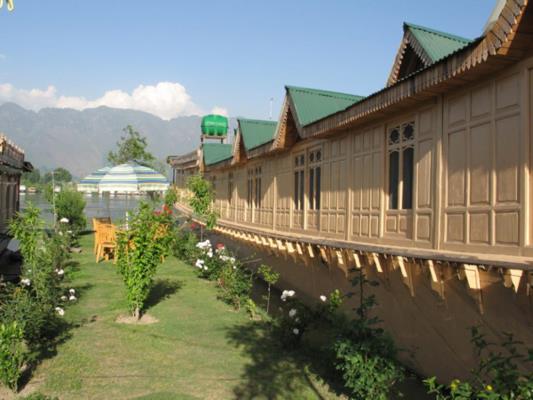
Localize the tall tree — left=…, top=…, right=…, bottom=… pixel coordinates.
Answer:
left=43, top=167, right=72, bottom=183
left=107, top=125, right=156, bottom=166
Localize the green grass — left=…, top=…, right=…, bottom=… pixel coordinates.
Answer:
left=7, top=234, right=341, bottom=400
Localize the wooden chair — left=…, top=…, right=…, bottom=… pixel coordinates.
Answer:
left=96, top=223, right=117, bottom=263
left=92, top=217, right=111, bottom=254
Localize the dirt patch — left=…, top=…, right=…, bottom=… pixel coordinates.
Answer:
left=115, top=313, right=159, bottom=325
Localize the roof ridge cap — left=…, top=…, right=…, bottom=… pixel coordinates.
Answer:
left=286, top=85, right=364, bottom=100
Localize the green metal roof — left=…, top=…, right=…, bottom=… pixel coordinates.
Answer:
left=237, top=118, right=277, bottom=151
left=405, top=22, right=473, bottom=63
left=286, top=86, right=364, bottom=126
left=202, top=143, right=233, bottom=166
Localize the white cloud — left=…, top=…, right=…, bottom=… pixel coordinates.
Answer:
left=210, top=106, right=229, bottom=116
left=0, top=81, right=223, bottom=120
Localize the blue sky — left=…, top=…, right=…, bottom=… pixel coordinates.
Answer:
left=0, top=1, right=495, bottom=120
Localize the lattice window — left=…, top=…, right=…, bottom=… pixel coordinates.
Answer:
left=388, top=121, right=415, bottom=210
left=293, top=153, right=305, bottom=210
left=308, top=148, right=322, bottom=210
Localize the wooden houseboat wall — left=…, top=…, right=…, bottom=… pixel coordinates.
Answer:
left=0, top=134, right=31, bottom=236
left=168, top=0, right=533, bottom=381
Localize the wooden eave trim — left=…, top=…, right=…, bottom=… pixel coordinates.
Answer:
left=387, top=38, right=409, bottom=86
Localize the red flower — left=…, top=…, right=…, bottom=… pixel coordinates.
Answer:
left=190, top=222, right=198, bottom=230
left=216, top=243, right=225, bottom=250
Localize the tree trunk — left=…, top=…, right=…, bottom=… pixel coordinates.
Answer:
left=133, top=307, right=141, bottom=320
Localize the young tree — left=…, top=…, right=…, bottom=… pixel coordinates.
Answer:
left=116, top=202, right=173, bottom=319
left=257, top=265, right=279, bottom=314
left=107, top=125, right=156, bottom=166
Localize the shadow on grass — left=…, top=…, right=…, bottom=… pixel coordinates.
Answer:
left=17, top=283, right=95, bottom=392
left=225, top=320, right=342, bottom=400
left=145, top=278, right=183, bottom=310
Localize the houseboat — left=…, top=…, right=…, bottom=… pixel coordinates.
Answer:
left=168, top=0, right=533, bottom=381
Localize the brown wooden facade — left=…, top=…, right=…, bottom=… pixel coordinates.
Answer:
left=169, top=0, right=533, bottom=380
left=0, top=134, right=31, bottom=234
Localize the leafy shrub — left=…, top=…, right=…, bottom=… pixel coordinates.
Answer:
left=334, top=338, right=403, bottom=400
left=116, top=201, right=173, bottom=319
left=172, top=228, right=201, bottom=264
left=4, top=205, right=66, bottom=345
left=425, top=327, right=533, bottom=400
left=217, top=261, right=253, bottom=310
left=0, top=321, right=27, bottom=391
left=53, top=189, right=87, bottom=233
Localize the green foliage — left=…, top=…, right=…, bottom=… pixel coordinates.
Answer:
left=0, top=321, right=27, bottom=391
left=164, top=187, right=178, bottom=209
left=22, top=168, right=41, bottom=185
left=107, top=125, right=156, bottom=166
left=116, top=202, right=173, bottom=318
left=217, top=260, right=253, bottom=311
left=172, top=228, right=201, bottom=265
left=245, top=298, right=257, bottom=320
left=186, top=175, right=217, bottom=230
left=3, top=205, right=68, bottom=345
left=54, top=189, right=87, bottom=233
left=257, top=264, right=279, bottom=314
left=334, top=338, right=403, bottom=400
left=425, top=327, right=533, bottom=400
left=44, top=167, right=72, bottom=183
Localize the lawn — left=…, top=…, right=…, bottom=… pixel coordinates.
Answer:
left=4, top=234, right=341, bottom=400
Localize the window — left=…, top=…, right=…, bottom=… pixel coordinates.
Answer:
left=388, top=122, right=415, bottom=210
left=254, top=166, right=262, bottom=208
left=308, top=149, right=321, bottom=210
left=227, top=172, right=233, bottom=205
left=247, top=169, right=253, bottom=206
left=294, top=154, right=304, bottom=210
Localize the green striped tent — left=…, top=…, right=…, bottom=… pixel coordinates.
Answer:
left=97, top=162, right=169, bottom=193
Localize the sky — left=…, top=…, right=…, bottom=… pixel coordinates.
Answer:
left=0, top=0, right=496, bottom=120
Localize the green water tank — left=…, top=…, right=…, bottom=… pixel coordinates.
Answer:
left=201, top=114, right=228, bottom=137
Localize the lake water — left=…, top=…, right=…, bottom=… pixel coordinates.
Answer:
left=20, top=192, right=145, bottom=228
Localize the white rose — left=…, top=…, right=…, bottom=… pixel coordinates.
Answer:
left=60, top=217, right=69, bottom=223
left=293, top=328, right=299, bottom=335
left=55, top=307, right=65, bottom=316
left=320, top=295, right=327, bottom=302
left=289, top=309, right=297, bottom=318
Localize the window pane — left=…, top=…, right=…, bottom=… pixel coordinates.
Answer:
left=389, top=151, right=399, bottom=209
left=316, top=167, right=321, bottom=210
left=402, top=147, right=414, bottom=209
left=294, top=171, right=299, bottom=209
left=309, top=168, right=315, bottom=210
left=389, top=128, right=400, bottom=145
left=299, top=170, right=304, bottom=210
left=403, top=124, right=414, bottom=141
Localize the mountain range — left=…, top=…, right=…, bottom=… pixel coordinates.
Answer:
left=0, top=102, right=214, bottom=178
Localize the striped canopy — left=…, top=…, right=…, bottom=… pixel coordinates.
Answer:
left=77, top=166, right=111, bottom=193
left=97, top=162, right=169, bottom=193
left=78, top=162, right=169, bottom=193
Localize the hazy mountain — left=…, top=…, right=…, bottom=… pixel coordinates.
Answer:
left=0, top=102, right=210, bottom=177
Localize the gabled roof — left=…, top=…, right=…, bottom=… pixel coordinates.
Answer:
left=286, top=86, right=365, bottom=127
left=388, top=23, right=474, bottom=86
left=202, top=143, right=233, bottom=166
left=405, top=23, right=473, bottom=63
left=237, top=118, right=277, bottom=151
